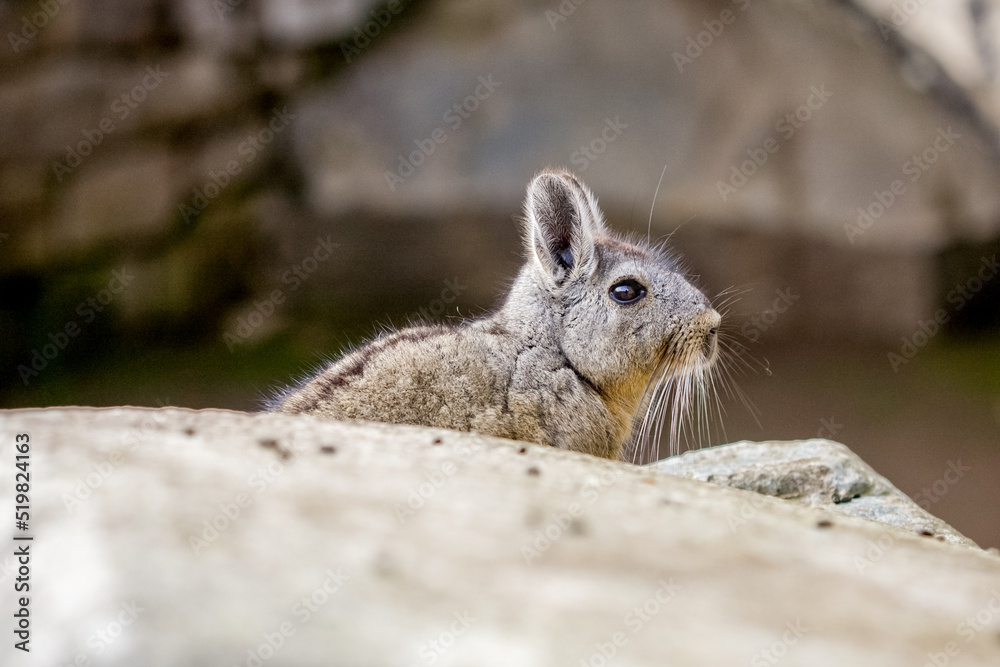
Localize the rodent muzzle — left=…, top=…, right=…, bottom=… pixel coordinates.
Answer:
left=699, top=309, right=722, bottom=365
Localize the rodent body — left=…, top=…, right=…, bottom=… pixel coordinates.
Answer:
left=271, top=169, right=720, bottom=461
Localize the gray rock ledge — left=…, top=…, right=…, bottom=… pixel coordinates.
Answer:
left=651, top=438, right=977, bottom=547
left=2, top=407, right=999, bottom=667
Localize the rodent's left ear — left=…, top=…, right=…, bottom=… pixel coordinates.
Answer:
left=524, top=170, right=602, bottom=286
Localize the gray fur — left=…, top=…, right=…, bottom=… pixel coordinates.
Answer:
left=270, top=169, right=720, bottom=460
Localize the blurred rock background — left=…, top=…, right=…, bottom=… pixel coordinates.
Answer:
left=0, top=0, right=997, bottom=545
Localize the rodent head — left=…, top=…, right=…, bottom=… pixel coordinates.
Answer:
left=521, top=169, right=720, bottom=427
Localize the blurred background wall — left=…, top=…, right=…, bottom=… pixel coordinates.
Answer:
left=0, top=0, right=997, bottom=546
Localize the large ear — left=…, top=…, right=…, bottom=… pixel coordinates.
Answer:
left=523, top=170, right=606, bottom=286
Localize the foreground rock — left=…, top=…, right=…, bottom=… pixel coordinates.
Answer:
left=2, top=407, right=1000, bottom=667
left=652, top=438, right=977, bottom=546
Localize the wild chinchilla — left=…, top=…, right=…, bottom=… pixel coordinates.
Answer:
left=270, top=168, right=721, bottom=461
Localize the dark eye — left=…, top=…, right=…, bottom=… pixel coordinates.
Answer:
left=609, top=279, right=646, bottom=304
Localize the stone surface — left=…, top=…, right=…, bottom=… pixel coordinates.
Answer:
left=2, top=407, right=1000, bottom=666
left=651, top=438, right=977, bottom=546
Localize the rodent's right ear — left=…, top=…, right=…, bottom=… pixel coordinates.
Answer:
left=523, top=170, right=600, bottom=286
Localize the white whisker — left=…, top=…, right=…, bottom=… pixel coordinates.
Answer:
left=647, top=164, right=669, bottom=244
left=627, top=286, right=765, bottom=463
